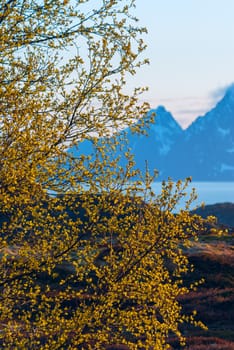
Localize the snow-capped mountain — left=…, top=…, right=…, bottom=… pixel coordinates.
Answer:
left=69, top=106, right=183, bottom=176
left=124, top=106, right=183, bottom=175
left=164, top=85, right=234, bottom=180
left=69, top=85, right=234, bottom=181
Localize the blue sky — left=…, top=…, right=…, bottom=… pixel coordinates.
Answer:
left=130, top=0, right=234, bottom=128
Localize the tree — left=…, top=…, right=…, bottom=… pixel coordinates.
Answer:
left=0, top=1, right=208, bottom=349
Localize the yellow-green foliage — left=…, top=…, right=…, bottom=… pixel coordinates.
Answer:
left=0, top=1, right=206, bottom=349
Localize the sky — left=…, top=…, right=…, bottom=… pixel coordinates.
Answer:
left=129, top=0, right=234, bottom=128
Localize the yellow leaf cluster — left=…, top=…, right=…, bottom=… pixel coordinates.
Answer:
left=0, top=1, right=206, bottom=349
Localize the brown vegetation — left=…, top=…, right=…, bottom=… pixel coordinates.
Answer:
left=174, top=211, right=234, bottom=349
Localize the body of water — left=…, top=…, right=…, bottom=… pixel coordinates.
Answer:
left=151, top=182, right=234, bottom=210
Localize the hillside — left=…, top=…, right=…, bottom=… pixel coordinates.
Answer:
left=170, top=202, right=234, bottom=349
left=174, top=231, right=234, bottom=349
left=191, top=202, right=234, bottom=229
left=1, top=199, right=233, bottom=349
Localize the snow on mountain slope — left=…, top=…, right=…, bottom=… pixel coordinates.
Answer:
left=125, top=106, right=183, bottom=175
left=164, top=85, right=234, bottom=180
left=68, top=85, right=234, bottom=181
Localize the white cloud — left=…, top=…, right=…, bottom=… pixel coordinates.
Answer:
left=139, top=82, right=234, bottom=129
left=209, top=84, right=232, bottom=102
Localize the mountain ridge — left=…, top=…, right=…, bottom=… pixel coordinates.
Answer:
left=70, top=85, right=234, bottom=181
left=126, top=84, right=234, bottom=180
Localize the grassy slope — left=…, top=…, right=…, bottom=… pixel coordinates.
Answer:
left=1, top=201, right=234, bottom=349
left=171, top=203, right=234, bottom=349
